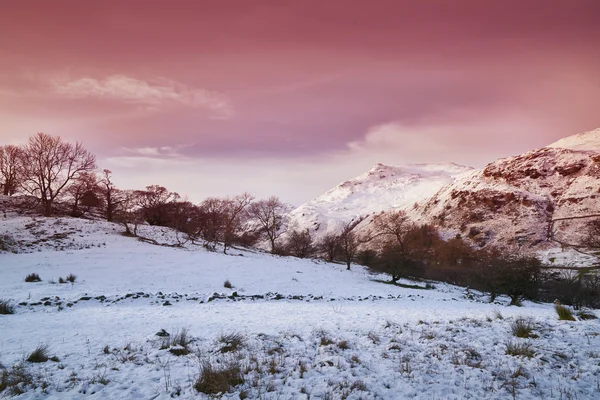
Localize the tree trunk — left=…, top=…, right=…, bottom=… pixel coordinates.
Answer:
left=43, top=200, right=53, bottom=217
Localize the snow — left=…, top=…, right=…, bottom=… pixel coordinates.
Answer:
left=1, top=216, right=599, bottom=399
left=547, top=127, right=600, bottom=151
left=287, top=163, right=473, bottom=238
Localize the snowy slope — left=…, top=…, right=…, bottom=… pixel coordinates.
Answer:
left=548, top=127, right=600, bottom=151
left=420, top=129, right=600, bottom=250
left=1, top=216, right=599, bottom=399
left=287, top=163, right=473, bottom=238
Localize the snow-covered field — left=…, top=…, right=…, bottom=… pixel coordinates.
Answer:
left=1, top=217, right=599, bottom=399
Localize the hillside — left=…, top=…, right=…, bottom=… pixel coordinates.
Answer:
left=287, top=163, right=473, bottom=238
left=1, top=216, right=599, bottom=399
left=421, top=129, right=600, bottom=249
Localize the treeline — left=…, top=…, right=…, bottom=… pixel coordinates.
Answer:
left=0, top=133, right=294, bottom=254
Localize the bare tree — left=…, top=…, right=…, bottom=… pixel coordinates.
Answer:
left=65, top=171, right=100, bottom=217
left=371, top=210, right=414, bottom=251
left=0, top=145, right=22, bottom=196
left=248, top=196, right=287, bottom=254
left=114, top=189, right=143, bottom=236
left=222, top=193, right=254, bottom=254
left=284, top=229, right=314, bottom=258
left=196, top=197, right=228, bottom=248
left=136, top=185, right=179, bottom=226
left=98, top=169, right=121, bottom=222
left=338, top=218, right=366, bottom=270
left=316, top=232, right=341, bottom=262
left=20, top=133, right=96, bottom=216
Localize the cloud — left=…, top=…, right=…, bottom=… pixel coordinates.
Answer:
left=50, top=74, right=232, bottom=118
left=344, top=112, right=549, bottom=168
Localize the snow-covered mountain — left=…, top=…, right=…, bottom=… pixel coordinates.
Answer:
left=287, top=163, right=473, bottom=238
left=288, top=127, right=600, bottom=251
left=420, top=127, right=600, bottom=248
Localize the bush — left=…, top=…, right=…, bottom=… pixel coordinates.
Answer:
left=0, top=299, right=14, bottom=315
left=65, top=274, right=77, bottom=283
left=194, top=359, right=244, bottom=394
left=24, top=273, right=41, bottom=283
left=554, top=303, right=576, bottom=321
left=223, top=280, right=232, bottom=289
left=511, top=317, right=534, bottom=338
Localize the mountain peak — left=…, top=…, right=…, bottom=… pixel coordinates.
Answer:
left=547, top=127, right=600, bottom=151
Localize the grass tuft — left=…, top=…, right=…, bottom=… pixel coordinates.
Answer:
left=505, top=341, right=535, bottom=358
left=194, top=359, right=244, bottom=394
left=24, top=273, right=41, bottom=283
left=26, top=344, right=53, bottom=363
left=223, top=279, right=233, bottom=289
left=65, top=273, right=77, bottom=283
left=511, top=317, right=535, bottom=338
left=0, top=299, right=14, bottom=315
left=218, top=332, right=245, bottom=353
left=0, top=363, right=35, bottom=396
left=576, top=309, right=597, bottom=320
left=554, top=303, right=576, bottom=321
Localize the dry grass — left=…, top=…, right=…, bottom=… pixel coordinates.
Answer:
left=505, top=341, right=535, bottom=358
left=0, top=299, right=14, bottom=315
left=26, top=344, right=58, bottom=363
left=576, top=309, right=597, bottom=320
left=24, top=273, right=41, bottom=282
left=511, top=317, right=535, bottom=338
left=218, top=332, right=245, bottom=353
left=194, top=359, right=244, bottom=394
left=0, top=363, right=35, bottom=396
left=554, top=303, right=576, bottom=321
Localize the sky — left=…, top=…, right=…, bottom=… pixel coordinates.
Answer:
left=1, top=0, right=599, bottom=206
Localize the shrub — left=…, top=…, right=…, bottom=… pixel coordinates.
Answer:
left=505, top=341, right=534, bottom=358
left=554, top=303, right=576, bottom=321
left=223, top=280, right=233, bottom=289
left=511, top=317, right=534, bottom=338
left=58, top=277, right=66, bottom=284
left=218, top=332, right=245, bottom=353
left=194, top=359, right=244, bottom=394
left=0, top=299, right=14, bottom=315
left=65, top=274, right=77, bottom=283
left=26, top=344, right=56, bottom=363
left=24, top=273, right=41, bottom=283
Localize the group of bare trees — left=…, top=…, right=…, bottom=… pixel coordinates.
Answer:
left=0, top=133, right=293, bottom=253
left=0, top=133, right=97, bottom=216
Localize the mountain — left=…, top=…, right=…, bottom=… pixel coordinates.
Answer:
left=287, top=127, right=600, bottom=252
left=286, top=163, right=473, bottom=238
left=420, top=127, right=600, bottom=248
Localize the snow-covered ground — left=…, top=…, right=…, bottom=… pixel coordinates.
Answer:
left=1, top=217, right=599, bottom=399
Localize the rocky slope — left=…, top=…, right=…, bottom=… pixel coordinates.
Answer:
left=286, top=127, right=600, bottom=252
left=420, top=128, right=600, bottom=248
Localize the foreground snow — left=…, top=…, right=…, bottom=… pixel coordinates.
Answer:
left=1, top=217, right=599, bottom=399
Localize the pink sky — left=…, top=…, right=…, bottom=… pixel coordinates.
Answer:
left=1, top=0, right=599, bottom=205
